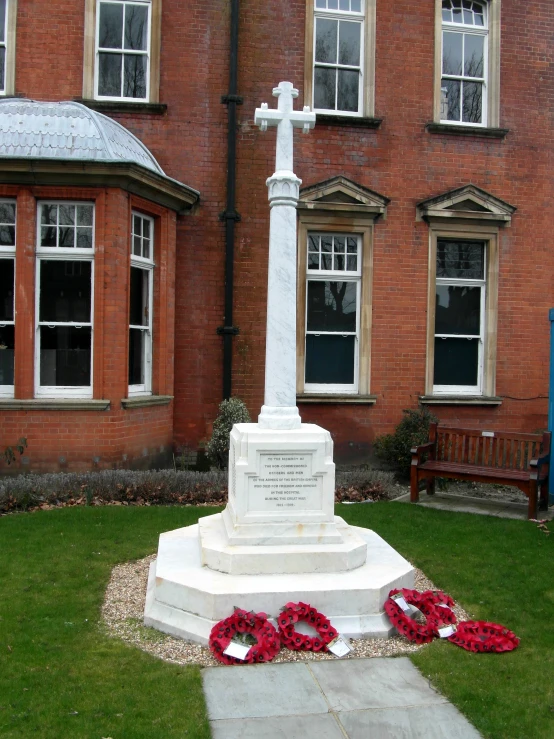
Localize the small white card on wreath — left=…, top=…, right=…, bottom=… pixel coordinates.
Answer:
left=391, top=594, right=410, bottom=612
left=327, top=636, right=352, bottom=657
left=223, top=641, right=251, bottom=660
left=438, top=625, right=457, bottom=638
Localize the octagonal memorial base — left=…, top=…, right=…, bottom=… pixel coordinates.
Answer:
left=143, top=519, right=415, bottom=645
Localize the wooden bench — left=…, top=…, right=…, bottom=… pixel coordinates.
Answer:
left=410, top=423, right=551, bottom=520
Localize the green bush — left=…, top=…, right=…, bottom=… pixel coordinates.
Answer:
left=373, top=407, right=438, bottom=477
left=205, top=397, right=251, bottom=469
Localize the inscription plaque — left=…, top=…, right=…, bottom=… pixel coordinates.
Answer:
left=248, top=452, right=322, bottom=513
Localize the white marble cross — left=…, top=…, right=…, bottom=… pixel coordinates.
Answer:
left=254, top=82, right=316, bottom=430
left=255, top=81, right=315, bottom=173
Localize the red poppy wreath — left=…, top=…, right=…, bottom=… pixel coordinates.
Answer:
left=277, top=602, right=339, bottom=651
left=209, top=608, right=281, bottom=665
left=384, top=588, right=457, bottom=644
left=447, top=621, right=520, bottom=653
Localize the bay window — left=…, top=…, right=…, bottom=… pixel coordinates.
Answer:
left=128, top=211, right=153, bottom=395
left=0, top=200, right=15, bottom=395
left=35, top=203, right=94, bottom=397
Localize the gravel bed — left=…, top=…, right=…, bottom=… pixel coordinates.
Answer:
left=101, top=555, right=471, bottom=667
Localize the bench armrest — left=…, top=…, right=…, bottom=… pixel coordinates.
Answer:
left=530, top=453, right=550, bottom=471
left=411, top=440, right=435, bottom=464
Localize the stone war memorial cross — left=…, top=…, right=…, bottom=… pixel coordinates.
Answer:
left=143, top=82, right=414, bottom=644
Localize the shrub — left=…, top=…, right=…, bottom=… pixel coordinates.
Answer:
left=335, top=468, right=395, bottom=502
left=205, top=398, right=251, bottom=469
left=373, top=407, right=438, bottom=477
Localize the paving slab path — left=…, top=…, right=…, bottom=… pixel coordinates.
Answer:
left=202, top=656, right=482, bottom=739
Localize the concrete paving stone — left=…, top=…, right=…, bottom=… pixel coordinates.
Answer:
left=210, top=713, right=345, bottom=739
left=337, top=704, right=482, bottom=739
left=308, top=657, right=447, bottom=712
left=202, top=662, right=329, bottom=720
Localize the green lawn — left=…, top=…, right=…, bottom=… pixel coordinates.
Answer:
left=0, top=503, right=552, bottom=738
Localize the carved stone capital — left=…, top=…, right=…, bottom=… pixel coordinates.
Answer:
left=266, top=171, right=302, bottom=206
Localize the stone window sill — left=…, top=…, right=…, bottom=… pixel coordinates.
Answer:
left=315, top=114, right=382, bottom=129
left=75, top=98, right=167, bottom=115
left=425, top=123, right=509, bottom=139
left=121, top=395, right=173, bottom=409
left=419, top=395, right=502, bottom=406
left=0, top=398, right=110, bottom=410
left=297, top=394, right=377, bottom=404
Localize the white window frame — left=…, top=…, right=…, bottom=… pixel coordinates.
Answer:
left=433, top=239, right=486, bottom=395
left=305, top=0, right=376, bottom=118
left=35, top=202, right=95, bottom=399
left=304, top=232, right=362, bottom=394
left=434, top=0, right=501, bottom=128
left=94, top=0, right=152, bottom=102
left=128, top=211, right=154, bottom=396
left=0, top=198, right=16, bottom=397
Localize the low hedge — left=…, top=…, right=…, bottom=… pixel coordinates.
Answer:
left=0, top=467, right=395, bottom=514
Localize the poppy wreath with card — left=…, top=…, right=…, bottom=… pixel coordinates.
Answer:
left=277, top=602, right=339, bottom=651
left=384, top=588, right=456, bottom=644
left=209, top=608, right=281, bottom=665
left=447, top=621, right=520, bottom=653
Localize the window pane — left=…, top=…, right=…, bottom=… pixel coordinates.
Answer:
left=0, top=258, right=14, bottom=320
left=0, top=324, right=14, bottom=385
left=129, top=266, right=148, bottom=326
left=437, top=241, right=484, bottom=279
left=337, top=69, right=359, bottom=112
left=0, top=0, right=5, bottom=43
left=98, top=52, right=122, bottom=96
left=435, top=285, right=481, bottom=335
left=41, top=226, right=57, bottom=247
left=434, top=337, right=479, bottom=386
left=0, top=47, right=5, bottom=92
left=462, top=81, right=482, bottom=123
left=307, top=281, right=357, bottom=332
left=443, top=32, right=463, bottom=75
left=0, top=223, right=14, bottom=246
left=77, top=205, right=93, bottom=227
left=314, top=67, right=336, bottom=110
left=338, top=21, right=360, bottom=66
left=123, top=54, right=147, bottom=98
left=99, top=2, right=123, bottom=48
left=39, top=261, right=91, bottom=322
left=40, top=326, right=91, bottom=386
left=58, top=205, right=75, bottom=226
left=41, top=204, right=57, bottom=225
left=129, top=327, right=145, bottom=384
left=59, top=226, right=76, bottom=248
left=443, top=78, right=460, bottom=120
left=76, top=228, right=93, bottom=249
left=124, top=3, right=148, bottom=50
left=306, top=334, right=355, bottom=384
left=0, top=201, right=14, bottom=224
left=464, top=34, right=484, bottom=77
left=315, top=18, right=337, bottom=64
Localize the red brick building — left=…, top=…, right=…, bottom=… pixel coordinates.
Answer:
left=0, top=0, right=552, bottom=471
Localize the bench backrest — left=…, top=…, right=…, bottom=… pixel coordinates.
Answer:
left=430, top=424, right=550, bottom=471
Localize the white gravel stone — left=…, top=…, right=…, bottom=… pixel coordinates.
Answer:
left=101, top=555, right=470, bottom=667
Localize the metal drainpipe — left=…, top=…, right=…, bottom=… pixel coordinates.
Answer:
left=217, top=0, right=241, bottom=399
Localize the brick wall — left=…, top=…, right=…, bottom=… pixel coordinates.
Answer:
left=3, top=0, right=553, bottom=467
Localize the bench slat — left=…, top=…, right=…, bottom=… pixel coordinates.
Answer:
left=420, top=461, right=531, bottom=481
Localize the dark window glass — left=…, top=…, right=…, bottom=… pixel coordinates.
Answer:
left=464, top=34, right=484, bottom=77
left=0, top=0, right=5, bottom=44
left=0, top=258, right=14, bottom=321
left=315, top=18, right=337, bottom=64
left=129, top=267, right=148, bottom=326
left=436, top=241, right=484, bottom=279
left=99, top=2, right=123, bottom=48
left=123, top=54, right=147, bottom=98
left=434, top=337, right=479, bottom=386
left=444, top=79, right=460, bottom=120
left=307, top=281, right=357, bottom=332
left=443, top=32, right=463, bottom=75
left=463, top=81, right=482, bottom=123
left=338, top=21, right=360, bottom=66
left=306, top=334, right=355, bottom=384
left=435, top=285, right=481, bottom=335
left=39, top=261, right=91, bottom=323
left=40, top=326, right=91, bottom=386
left=129, top=328, right=145, bottom=384
left=124, top=3, right=148, bottom=50
left=0, top=324, right=14, bottom=385
left=98, top=53, right=122, bottom=96
left=314, top=67, right=335, bottom=110
left=0, top=47, right=5, bottom=91
left=337, top=69, right=359, bottom=111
